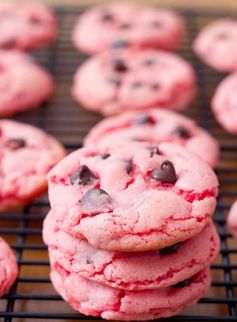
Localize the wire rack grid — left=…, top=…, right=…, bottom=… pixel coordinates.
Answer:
left=0, top=5, right=237, bottom=322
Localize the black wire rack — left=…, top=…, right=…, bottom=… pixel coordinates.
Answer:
left=0, top=5, right=237, bottom=322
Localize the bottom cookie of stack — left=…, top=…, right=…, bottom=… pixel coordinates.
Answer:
left=50, top=260, right=210, bottom=321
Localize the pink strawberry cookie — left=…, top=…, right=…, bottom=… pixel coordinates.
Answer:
left=0, top=1, right=56, bottom=51
left=44, top=210, right=219, bottom=291
left=0, top=120, right=66, bottom=211
left=193, top=18, right=237, bottom=72
left=48, top=142, right=218, bottom=252
left=212, top=72, right=237, bottom=134
left=72, top=49, right=196, bottom=115
left=0, top=50, right=54, bottom=116
left=0, top=237, right=18, bottom=297
left=72, top=3, right=184, bottom=54
left=50, top=260, right=211, bottom=321
left=227, top=200, right=237, bottom=238
left=85, top=109, right=219, bottom=168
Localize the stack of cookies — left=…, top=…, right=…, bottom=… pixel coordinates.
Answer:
left=43, top=140, right=220, bottom=320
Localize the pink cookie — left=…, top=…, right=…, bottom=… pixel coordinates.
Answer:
left=0, top=237, right=18, bottom=297
left=44, top=210, right=219, bottom=290
left=0, top=1, right=56, bottom=50
left=50, top=261, right=211, bottom=321
left=212, top=72, right=237, bottom=134
left=72, top=3, right=184, bottom=54
left=0, top=50, right=54, bottom=116
left=85, top=109, right=219, bottom=168
left=0, top=120, right=66, bottom=211
left=193, top=18, right=237, bottom=72
left=48, top=142, right=218, bottom=252
left=227, top=200, right=237, bottom=238
left=72, top=49, right=196, bottom=115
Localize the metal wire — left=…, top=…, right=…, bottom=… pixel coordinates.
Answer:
left=0, top=5, right=236, bottom=321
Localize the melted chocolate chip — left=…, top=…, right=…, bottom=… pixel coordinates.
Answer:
left=101, top=153, right=110, bottom=159
left=173, top=278, right=192, bottom=288
left=149, top=146, right=160, bottom=157
left=107, top=77, right=121, bottom=87
left=144, top=58, right=156, bottom=66
left=132, top=81, right=143, bottom=88
left=151, top=160, right=177, bottom=184
left=81, top=188, right=112, bottom=214
left=134, top=114, right=155, bottom=125
left=101, top=13, right=114, bottom=22
left=119, top=23, right=131, bottom=29
left=151, top=83, right=160, bottom=91
left=70, top=165, right=96, bottom=186
left=159, top=243, right=181, bottom=254
left=126, top=161, right=133, bottom=174
left=111, top=40, right=129, bottom=49
left=172, top=126, right=191, bottom=139
left=113, top=59, right=128, bottom=72
left=5, top=138, right=26, bottom=150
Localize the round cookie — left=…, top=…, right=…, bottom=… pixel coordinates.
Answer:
left=85, top=109, right=219, bottom=168
left=227, top=200, right=237, bottom=238
left=0, top=1, right=56, bottom=50
left=48, top=142, right=218, bottom=252
left=72, top=3, right=184, bottom=54
left=72, top=49, right=196, bottom=115
left=50, top=261, right=211, bottom=321
left=44, top=210, right=219, bottom=290
left=193, top=18, right=237, bottom=72
left=0, top=120, right=66, bottom=211
left=0, top=237, right=18, bottom=297
left=0, top=50, right=54, bottom=116
left=212, top=72, right=237, bottom=134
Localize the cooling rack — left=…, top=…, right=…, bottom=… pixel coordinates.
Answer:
left=0, top=5, right=237, bottom=322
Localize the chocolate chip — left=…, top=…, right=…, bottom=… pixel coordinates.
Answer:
left=172, top=126, right=191, bottom=139
left=151, top=21, right=162, bottom=27
left=132, top=81, right=143, bottom=88
left=70, top=165, right=96, bottom=186
left=30, top=16, right=41, bottom=25
left=216, top=31, right=229, bottom=39
left=151, top=160, right=177, bottom=184
left=111, top=40, right=129, bottom=49
left=144, top=58, right=156, bottom=66
left=113, top=59, right=128, bottom=72
left=159, top=243, right=181, bottom=254
left=149, top=146, right=160, bottom=157
left=101, top=153, right=110, bottom=159
left=134, top=114, right=155, bottom=125
left=151, top=83, right=160, bottom=91
left=5, top=138, right=26, bottom=150
left=86, top=258, right=93, bottom=264
left=118, top=23, right=131, bottom=29
left=81, top=188, right=112, bottom=214
left=126, top=161, right=133, bottom=174
left=101, top=13, right=114, bottom=22
left=107, top=77, right=121, bottom=87
left=2, top=39, right=16, bottom=49
left=173, top=278, right=192, bottom=288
